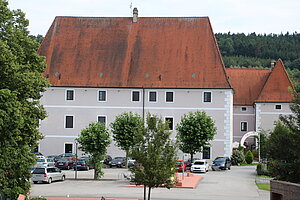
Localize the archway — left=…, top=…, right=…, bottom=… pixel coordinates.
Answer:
left=240, top=131, right=259, bottom=148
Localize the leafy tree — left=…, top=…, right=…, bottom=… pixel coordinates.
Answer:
left=28, top=34, right=44, bottom=44
left=77, top=122, right=111, bottom=179
left=176, top=111, right=217, bottom=162
left=245, top=150, right=254, bottom=164
left=130, top=113, right=177, bottom=200
left=0, top=0, right=49, bottom=199
left=265, top=92, right=300, bottom=182
left=110, top=112, right=143, bottom=167
left=231, top=150, right=245, bottom=165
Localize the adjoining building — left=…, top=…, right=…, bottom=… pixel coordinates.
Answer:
left=37, top=9, right=294, bottom=161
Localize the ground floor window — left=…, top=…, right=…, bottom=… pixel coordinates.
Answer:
left=202, top=146, right=211, bottom=159
left=65, top=143, right=73, bottom=153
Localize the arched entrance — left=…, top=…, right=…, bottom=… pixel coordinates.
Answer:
left=240, top=131, right=259, bottom=148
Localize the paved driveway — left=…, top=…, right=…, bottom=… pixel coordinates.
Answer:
left=30, top=166, right=269, bottom=200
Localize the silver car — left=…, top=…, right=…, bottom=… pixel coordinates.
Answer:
left=32, top=167, right=65, bottom=184
left=34, top=158, right=55, bottom=168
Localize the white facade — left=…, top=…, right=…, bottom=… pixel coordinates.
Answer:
left=39, top=87, right=234, bottom=161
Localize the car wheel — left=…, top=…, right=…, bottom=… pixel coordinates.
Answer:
left=61, top=175, right=65, bottom=181
left=33, top=181, right=38, bottom=184
left=212, top=168, right=215, bottom=171
left=48, top=178, right=52, bottom=184
left=228, top=166, right=231, bottom=170
left=86, top=166, right=89, bottom=171
left=67, top=166, right=70, bottom=170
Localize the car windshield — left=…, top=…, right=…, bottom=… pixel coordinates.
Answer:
left=37, top=159, right=45, bottom=162
left=58, top=158, right=71, bottom=161
left=32, top=168, right=45, bottom=174
left=114, top=157, right=124, bottom=160
left=176, top=161, right=183, bottom=166
left=194, top=161, right=205, bottom=165
left=214, top=157, right=226, bottom=162
left=75, top=159, right=85, bottom=163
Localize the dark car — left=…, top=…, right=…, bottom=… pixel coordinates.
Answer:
left=104, top=155, right=112, bottom=165
left=212, top=157, right=231, bottom=170
left=109, top=157, right=126, bottom=168
left=55, top=158, right=74, bottom=170
left=73, top=159, right=90, bottom=171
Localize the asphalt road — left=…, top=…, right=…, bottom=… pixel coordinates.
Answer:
left=30, top=166, right=270, bottom=200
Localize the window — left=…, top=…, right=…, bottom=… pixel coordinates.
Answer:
left=132, top=91, right=140, bottom=102
left=241, top=122, right=247, bottom=132
left=203, top=92, right=212, bottom=103
left=241, top=107, right=247, bottom=112
left=98, top=90, right=106, bottom=102
left=275, top=104, right=282, bottom=110
left=64, top=143, right=73, bottom=153
left=166, top=92, right=174, bottom=102
left=66, top=90, right=74, bottom=100
left=202, top=146, right=211, bottom=159
left=65, top=116, right=74, bottom=128
left=149, top=91, right=157, bottom=102
left=98, top=116, right=106, bottom=125
left=165, top=117, right=174, bottom=130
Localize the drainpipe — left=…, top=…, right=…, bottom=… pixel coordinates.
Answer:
left=142, top=87, right=145, bottom=120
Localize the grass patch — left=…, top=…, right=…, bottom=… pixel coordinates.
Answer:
left=256, top=183, right=270, bottom=191
left=240, top=163, right=259, bottom=166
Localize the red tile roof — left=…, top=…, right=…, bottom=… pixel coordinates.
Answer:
left=38, top=17, right=231, bottom=89
left=256, top=59, right=295, bottom=103
left=226, top=68, right=271, bottom=105
left=226, top=59, right=294, bottom=105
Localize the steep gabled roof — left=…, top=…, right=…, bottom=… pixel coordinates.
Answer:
left=226, top=68, right=271, bottom=105
left=38, top=16, right=231, bottom=89
left=256, top=59, right=295, bottom=103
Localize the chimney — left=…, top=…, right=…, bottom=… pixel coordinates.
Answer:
left=133, top=7, right=138, bottom=23
left=270, top=60, right=276, bottom=68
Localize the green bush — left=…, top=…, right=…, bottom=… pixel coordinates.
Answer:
left=231, top=150, right=245, bottom=165
left=256, top=163, right=269, bottom=176
left=245, top=150, right=254, bottom=164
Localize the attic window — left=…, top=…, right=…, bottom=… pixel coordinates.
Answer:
left=55, top=72, right=59, bottom=76
left=99, top=73, right=103, bottom=77
left=241, top=107, right=247, bottom=112
left=145, top=73, right=149, bottom=78
left=192, top=73, right=196, bottom=78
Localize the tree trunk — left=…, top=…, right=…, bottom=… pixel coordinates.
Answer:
left=144, top=185, right=146, bottom=200
left=93, top=161, right=97, bottom=180
left=148, top=187, right=152, bottom=200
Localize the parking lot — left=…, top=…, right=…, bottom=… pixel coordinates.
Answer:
left=30, top=166, right=269, bottom=200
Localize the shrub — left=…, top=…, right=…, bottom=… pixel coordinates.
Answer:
left=245, top=150, right=254, bottom=164
left=231, top=150, right=245, bottom=165
left=256, top=163, right=269, bottom=176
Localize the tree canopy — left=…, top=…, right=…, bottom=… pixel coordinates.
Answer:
left=77, top=122, right=111, bottom=179
left=130, top=113, right=177, bottom=200
left=0, top=0, right=49, bottom=198
left=110, top=112, right=143, bottom=167
left=176, top=111, right=217, bottom=161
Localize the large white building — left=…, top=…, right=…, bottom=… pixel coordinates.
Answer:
left=37, top=11, right=294, bottom=161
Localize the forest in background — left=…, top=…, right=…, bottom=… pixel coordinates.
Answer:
left=29, top=32, right=300, bottom=91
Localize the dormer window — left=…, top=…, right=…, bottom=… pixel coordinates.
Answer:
left=241, top=107, right=247, bottom=112
left=275, top=104, right=282, bottom=110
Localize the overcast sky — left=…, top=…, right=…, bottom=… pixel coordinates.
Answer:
left=8, top=0, right=300, bottom=36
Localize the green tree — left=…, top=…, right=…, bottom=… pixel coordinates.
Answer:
left=77, top=122, right=111, bottom=179
left=176, top=111, right=217, bottom=162
left=245, top=150, right=254, bottom=164
left=0, top=0, right=49, bottom=198
left=231, top=150, right=245, bottom=165
left=110, top=112, right=143, bottom=167
left=130, top=114, right=177, bottom=200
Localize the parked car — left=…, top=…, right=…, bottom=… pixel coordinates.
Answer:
left=109, top=157, right=126, bottom=168
left=32, top=167, right=65, bottom=184
left=58, top=153, right=77, bottom=161
left=212, top=157, right=231, bottom=170
left=34, top=158, right=55, bottom=168
left=104, top=155, right=112, bottom=165
left=127, top=158, right=136, bottom=167
left=34, top=152, right=45, bottom=159
left=190, top=160, right=209, bottom=173
left=73, top=159, right=90, bottom=171
left=185, top=158, right=200, bottom=168
left=55, top=158, right=74, bottom=170
left=47, top=155, right=59, bottom=162
left=176, top=160, right=187, bottom=172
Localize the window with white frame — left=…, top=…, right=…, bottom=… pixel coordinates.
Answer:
left=203, top=92, right=212, bottom=103
left=64, top=143, right=73, bottom=153
left=275, top=104, right=282, bottom=110
left=65, top=116, right=74, bottom=128
left=241, top=107, right=247, bottom=112
left=132, top=91, right=140, bottom=102
left=66, top=90, right=74, bottom=100
left=202, top=146, right=211, bottom=159
left=165, top=117, right=174, bottom=130
left=166, top=92, right=174, bottom=102
left=241, top=121, right=248, bottom=132
left=98, top=90, right=106, bottom=102
left=98, top=116, right=106, bottom=125
left=149, top=91, right=157, bottom=102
